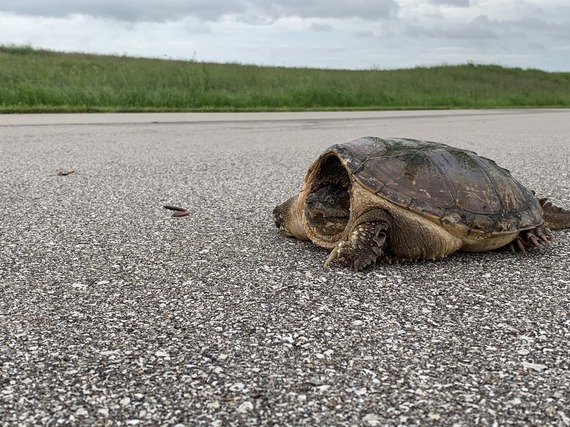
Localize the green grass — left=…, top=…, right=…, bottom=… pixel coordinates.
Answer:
left=1, top=44, right=570, bottom=113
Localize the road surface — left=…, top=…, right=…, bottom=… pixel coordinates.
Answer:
left=1, top=110, right=569, bottom=426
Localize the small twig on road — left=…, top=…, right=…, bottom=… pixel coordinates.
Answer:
left=163, top=205, right=191, bottom=217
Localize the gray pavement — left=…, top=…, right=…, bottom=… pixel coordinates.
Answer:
left=1, top=110, right=569, bottom=426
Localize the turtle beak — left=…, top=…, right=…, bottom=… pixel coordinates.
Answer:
left=273, top=205, right=283, bottom=228
left=273, top=196, right=307, bottom=239
left=273, top=204, right=291, bottom=235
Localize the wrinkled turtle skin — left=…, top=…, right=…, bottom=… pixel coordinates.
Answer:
left=274, top=137, right=570, bottom=271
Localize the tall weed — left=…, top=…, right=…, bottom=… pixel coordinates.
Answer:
left=1, top=46, right=569, bottom=112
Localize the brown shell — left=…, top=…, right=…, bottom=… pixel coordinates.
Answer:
left=327, top=137, right=543, bottom=234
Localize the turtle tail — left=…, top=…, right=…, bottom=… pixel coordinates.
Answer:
left=539, top=198, right=570, bottom=230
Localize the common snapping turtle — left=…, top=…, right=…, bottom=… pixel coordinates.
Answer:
left=274, top=137, right=570, bottom=271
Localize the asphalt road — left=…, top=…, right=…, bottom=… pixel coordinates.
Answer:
left=1, top=110, right=569, bottom=426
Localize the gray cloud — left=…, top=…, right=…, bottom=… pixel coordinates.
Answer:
left=528, top=42, right=546, bottom=51
left=0, top=0, right=399, bottom=22
left=406, top=15, right=501, bottom=40
left=309, top=23, right=333, bottom=32
left=354, top=31, right=376, bottom=39
left=503, top=16, right=570, bottom=41
left=427, top=0, right=470, bottom=6
left=0, top=0, right=242, bottom=22
left=261, top=0, right=399, bottom=21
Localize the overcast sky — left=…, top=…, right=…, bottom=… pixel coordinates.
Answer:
left=1, top=0, right=569, bottom=71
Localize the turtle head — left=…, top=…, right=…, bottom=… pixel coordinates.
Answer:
left=274, top=152, right=352, bottom=248
left=304, top=184, right=350, bottom=234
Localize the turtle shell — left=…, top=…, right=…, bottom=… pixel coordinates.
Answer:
left=327, top=137, right=543, bottom=235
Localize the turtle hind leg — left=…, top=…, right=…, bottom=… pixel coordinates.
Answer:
left=325, top=222, right=388, bottom=272
left=510, top=224, right=553, bottom=254
left=539, top=198, right=570, bottom=230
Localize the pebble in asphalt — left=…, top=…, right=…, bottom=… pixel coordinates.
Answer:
left=1, top=111, right=569, bottom=426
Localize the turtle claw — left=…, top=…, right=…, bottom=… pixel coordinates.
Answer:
left=511, top=225, right=553, bottom=253
left=324, top=246, right=339, bottom=267
left=324, top=222, right=387, bottom=271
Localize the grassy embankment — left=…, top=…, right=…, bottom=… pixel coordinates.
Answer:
left=1, top=44, right=570, bottom=113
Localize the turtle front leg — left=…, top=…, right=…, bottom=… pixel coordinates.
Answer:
left=325, top=221, right=388, bottom=271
